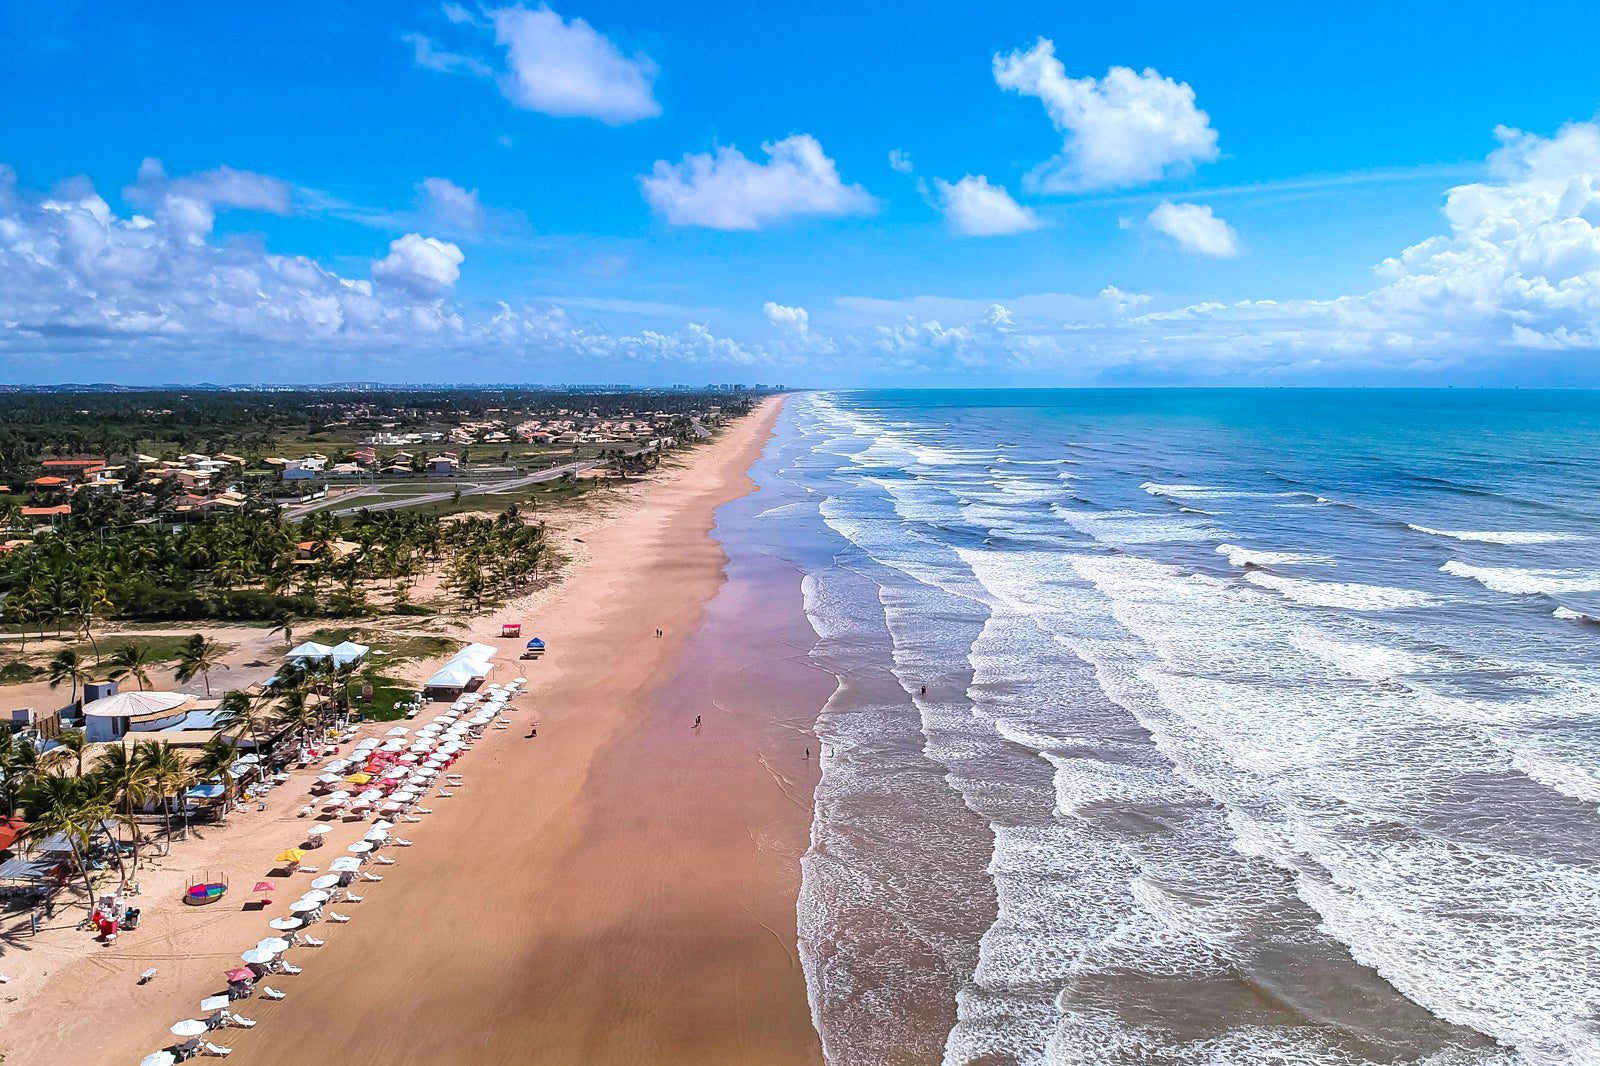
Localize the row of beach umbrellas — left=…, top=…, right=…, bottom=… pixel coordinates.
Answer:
left=140, top=678, right=525, bottom=1063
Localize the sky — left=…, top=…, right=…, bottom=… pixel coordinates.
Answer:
left=3, top=1, right=1600, bottom=387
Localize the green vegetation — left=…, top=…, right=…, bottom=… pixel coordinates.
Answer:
left=0, top=501, right=548, bottom=632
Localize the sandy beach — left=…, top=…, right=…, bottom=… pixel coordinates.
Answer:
left=3, top=394, right=828, bottom=1065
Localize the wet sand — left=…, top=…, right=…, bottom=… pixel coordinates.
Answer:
left=7, top=395, right=829, bottom=1065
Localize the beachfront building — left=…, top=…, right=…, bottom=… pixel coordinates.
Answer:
left=81, top=690, right=209, bottom=743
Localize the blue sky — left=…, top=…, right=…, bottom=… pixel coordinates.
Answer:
left=3, top=1, right=1600, bottom=386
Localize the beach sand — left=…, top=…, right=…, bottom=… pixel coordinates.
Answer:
left=4, top=394, right=827, bottom=1065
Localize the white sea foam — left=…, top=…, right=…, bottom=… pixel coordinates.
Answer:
left=1245, top=572, right=1435, bottom=611
left=1553, top=606, right=1600, bottom=624
left=1055, top=506, right=1229, bottom=545
left=1217, top=543, right=1336, bottom=568
left=1410, top=526, right=1583, bottom=545
left=1441, top=561, right=1600, bottom=597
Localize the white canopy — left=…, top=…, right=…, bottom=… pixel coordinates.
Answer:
left=286, top=640, right=335, bottom=662
left=329, top=640, right=369, bottom=666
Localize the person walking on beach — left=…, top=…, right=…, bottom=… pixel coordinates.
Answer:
left=693, top=715, right=701, bottom=728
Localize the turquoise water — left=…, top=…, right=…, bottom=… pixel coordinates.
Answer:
left=759, top=389, right=1600, bottom=1065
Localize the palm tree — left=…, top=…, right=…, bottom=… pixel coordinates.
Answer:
left=106, top=642, right=155, bottom=691
left=46, top=648, right=91, bottom=709
left=138, top=741, right=191, bottom=850
left=0, top=728, right=41, bottom=817
left=192, top=737, right=239, bottom=818
left=21, top=773, right=113, bottom=913
left=174, top=634, right=226, bottom=695
left=270, top=613, right=297, bottom=650
left=92, top=744, right=155, bottom=875
left=43, top=728, right=89, bottom=778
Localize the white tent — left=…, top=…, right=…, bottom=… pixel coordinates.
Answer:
left=286, top=641, right=335, bottom=663
left=329, top=641, right=369, bottom=666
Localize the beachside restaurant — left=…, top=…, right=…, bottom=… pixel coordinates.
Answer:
left=81, top=690, right=222, bottom=744
left=421, top=643, right=498, bottom=701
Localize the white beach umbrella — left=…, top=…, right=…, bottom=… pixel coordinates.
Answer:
left=310, top=874, right=341, bottom=890
left=269, top=916, right=304, bottom=931
left=142, top=1051, right=178, bottom=1066
left=357, top=738, right=380, bottom=750
left=363, top=829, right=389, bottom=843
left=380, top=741, right=405, bottom=753
left=327, top=790, right=351, bottom=802
left=240, top=948, right=275, bottom=965
left=391, top=789, right=417, bottom=803
left=325, top=759, right=350, bottom=773
left=306, top=825, right=331, bottom=837
left=329, top=857, right=361, bottom=873
left=399, top=753, right=420, bottom=764
left=316, top=773, right=342, bottom=785
left=257, top=937, right=291, bottom=954
left=347, top=841, right=373, bottom=854
left=301, top=889, right=331, bottom=903
left=170, top=1020, right=209, bottom=1038
left=372, top=819, right=395, bottom=830
left=289, top=899, right=321, bottom=914
left=385, top=727, right=409, bottom=737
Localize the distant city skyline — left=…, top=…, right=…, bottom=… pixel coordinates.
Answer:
left=3, top=2, right=1600, bottom=386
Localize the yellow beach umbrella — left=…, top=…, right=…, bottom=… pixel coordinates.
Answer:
left=275, top=848, right=306, bottom=864
left=346, top=772, right=372, bottom=785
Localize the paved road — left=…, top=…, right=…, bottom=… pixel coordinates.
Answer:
left=284, top=458, right=602, bottom=520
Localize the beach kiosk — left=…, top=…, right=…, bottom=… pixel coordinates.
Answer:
left=500, top=622, right=521, bottom=638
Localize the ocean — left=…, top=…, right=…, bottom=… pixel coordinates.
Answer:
left=749, top=389, right=1600, bottom=1065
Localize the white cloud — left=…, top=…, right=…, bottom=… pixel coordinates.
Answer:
left=419, top=177, right=486, bottom=232
left=934, top=174, right=1041, bottom=236
left=490, top=4, right=659, bottom=124
left=763, top=301, right=810, bottom=335
left=1147, top=201, right=1239, bottom=257
left=372, top=233, right=465, bottom=294
left=994, top=38, right=1219, bottom=193
left=640, top=134, right=875, bottom=230
left=888, top=149, right=914, bottom=174
left=123, top=158, right=293, bottom=240
left=403, top=31, right=491, bottom=77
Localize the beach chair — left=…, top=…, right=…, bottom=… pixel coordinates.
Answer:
left=344, top=892, right=364, bottom=903
left=261, top=987, right=286, bottom=1000
left=375, top=855, right=396, bottom=865
left=280, top=963, right=302, bottom=975
left=414, top=806, right=433, bottom=814
left=139, top=967, right=158, bottom=984
left=327, top=912, right=352, bottom=923
left=393, top=838, right=413, bottom=846
left=360, top=872, right=383, bottom=882
left=201, top=1041, right=233, bottom=1056
left=302, top=936, right=325, bottom=947
left=298, top=806, right=314, bottom=818
left=438, top=790, right=454, bottom=797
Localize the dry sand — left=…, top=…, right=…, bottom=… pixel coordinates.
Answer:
left=2, top=395, right=827, bottom=1065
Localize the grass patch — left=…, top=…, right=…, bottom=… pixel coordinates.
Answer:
left=300, top=626, right=460, bottom=722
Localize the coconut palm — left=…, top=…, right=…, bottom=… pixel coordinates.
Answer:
left=91, top=744, right=155, bottom=875
left=21, top=773, right=113, bottom=912
left=191, top=737, right=239, bottom=818
left=0, top=728, right=41, bottom=817
left=106, top=642, right=155, bottom=691
left=46, top=648, right=91, bottom=708
left=174, top=634, right=226, bottom=695
left=43, top=728, right=89, bottom=778
left=138, top=741, right=191, bottom=850
left=270, top=613, right=297, bottom=650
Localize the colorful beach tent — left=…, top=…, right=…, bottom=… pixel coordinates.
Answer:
left=275, top=848, right=306, bottom=864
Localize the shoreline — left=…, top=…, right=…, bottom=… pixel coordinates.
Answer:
left=4, top=395, right=824, bottom=1064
